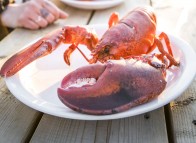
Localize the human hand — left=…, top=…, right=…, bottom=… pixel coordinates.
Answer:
left=1, top=0, right=68, bottom=29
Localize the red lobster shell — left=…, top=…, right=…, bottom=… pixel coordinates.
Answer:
left=58, top=58, right=167, bottom=115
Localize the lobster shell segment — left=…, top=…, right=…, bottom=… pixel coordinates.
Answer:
left=58, top=59, right=167, bottom=115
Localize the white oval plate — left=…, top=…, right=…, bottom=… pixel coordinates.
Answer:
left=60, top=0, right=124, bottom=10
left=5, top=24, right=196, bottom=120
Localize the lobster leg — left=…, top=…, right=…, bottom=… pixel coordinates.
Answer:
left=145, top=32, right=179, bottom=68
left=64, top=44, right=92, bottom=65
left=154, top=37, right=179, bottom=67
left=154, top=32, right=180, bottom=67
left=62, top=26, right=99, bottom=65
left=64, top=44, right=78, bottom=65
left=159, top=32, right=174, bottom=56
left=108, top=12, right=119, bottom=28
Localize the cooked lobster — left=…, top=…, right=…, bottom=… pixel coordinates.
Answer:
left=0, top=7, right=179, bottom=77
left=0, top=7, right=179, bottom=115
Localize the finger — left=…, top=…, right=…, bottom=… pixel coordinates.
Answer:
left=40, top=8, right=55, bottom=24
left=25, top=0, right=42, bottom=14
left=22, top=1, right=48, bottom=28
left=17, top=12, right=40, bottom=29
left=42, top=1, right=60, bottom=20
left=22, top=19, right=40, bottom=30
left=44, top=12, right=55, bottom=24
left=35, top=16, right=48, bottom=28
left=30, top=13, right=48, bottom=28
left=59, top=9, right=69, bottom=19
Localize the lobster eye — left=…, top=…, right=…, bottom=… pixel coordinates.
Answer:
left=104, top=45, right=110, bottom=53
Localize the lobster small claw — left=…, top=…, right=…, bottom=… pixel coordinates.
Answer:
left=58, top=58, right=167, bottom=115
left=0, top=26, right=98, bottom=77
left=0, top=29, right=63, bottom=77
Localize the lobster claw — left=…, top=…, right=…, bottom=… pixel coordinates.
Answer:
left=0, top=26, right=98, bottom=77
left=58, top=59, right=167, bottom=115
left=0, top=29, right=63, bottom=77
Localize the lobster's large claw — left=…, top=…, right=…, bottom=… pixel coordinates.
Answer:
left=0, top=29, right=63, bottom=77
left=58, top=59, right=167, bottom=115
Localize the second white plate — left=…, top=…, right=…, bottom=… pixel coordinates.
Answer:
left=60, top=0, right=124, bottom=10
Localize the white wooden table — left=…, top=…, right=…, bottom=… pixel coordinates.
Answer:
left=0, top=0, right=196, bottom=142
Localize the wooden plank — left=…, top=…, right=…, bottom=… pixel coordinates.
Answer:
left=0, top=1, right=92, bottom=142
left=152, top=0, right=196, bottom=142
left=0, top=78, right=42, bottom=143
left=107, top=109, right=168, bottom=143
left=30, top=0, right=168, bottom=143
left=30, top=115, right=97, bottom=143
left=170, top=80, right=196, bottom=143
left=30, top=109, right=168, bottom=143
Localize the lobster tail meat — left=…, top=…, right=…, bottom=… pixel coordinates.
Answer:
left=58, top=59, right=167, bottom=115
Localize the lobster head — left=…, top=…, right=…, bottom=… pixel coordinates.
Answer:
left=90, top=6, right=157, bottom=64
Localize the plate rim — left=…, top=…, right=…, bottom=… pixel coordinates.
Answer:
left=60, top=0, right=124, bottom=10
